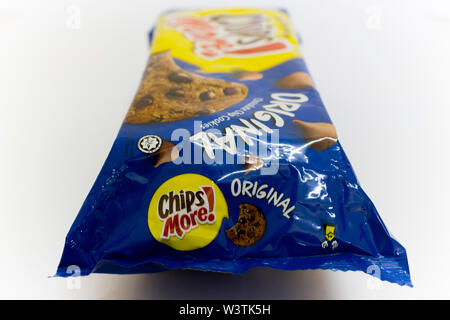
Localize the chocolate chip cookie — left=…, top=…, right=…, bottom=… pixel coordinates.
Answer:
left=226, top=203, right=266, bottom=247
left=125, top=51, right=248, bottom=124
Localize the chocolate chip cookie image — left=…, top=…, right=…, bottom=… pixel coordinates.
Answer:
left=293, top=119, right=337, bottom=151
left=225, top=203, right=266, bottom=247
left=125, top=51, right=248, bottom=124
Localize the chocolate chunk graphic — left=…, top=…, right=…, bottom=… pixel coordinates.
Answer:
left=153, top=140, right=180, bottom=167
left=275, top=72, right=313, bottom=89
left=226, top=203, right=266, bottom=247
left=197, top=109, right=212, bottom=115
left=168, top=71, right=192, bottom=84
left=244, top=154, right=264, bottom=174
left=133, top=94, right=153, bottom=111
left=199, top=91, right=216, bottom=101
left=293, top=120, right=337, bottom=151
left=232, top=70, right=263, bottom=81
left=166, top=88, right=184, bottom=99
left=223, top=87, right=240, bottom=96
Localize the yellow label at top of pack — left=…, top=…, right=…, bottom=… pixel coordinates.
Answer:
left=151, top=8, right=302, bottom=73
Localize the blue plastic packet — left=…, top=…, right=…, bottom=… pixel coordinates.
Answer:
left=56, top=8, right=412, bottom=286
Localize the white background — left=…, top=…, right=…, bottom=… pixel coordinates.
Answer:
left=1, top=0, right=449, bottom=299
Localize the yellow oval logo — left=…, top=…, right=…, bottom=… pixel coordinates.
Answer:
left=148, top=174, right=228, bottom=251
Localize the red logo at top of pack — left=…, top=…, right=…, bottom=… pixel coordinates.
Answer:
left=168, top=14, right=290, bottom=59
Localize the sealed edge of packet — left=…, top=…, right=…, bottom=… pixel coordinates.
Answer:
left=56, top=8, right=412, bottom=286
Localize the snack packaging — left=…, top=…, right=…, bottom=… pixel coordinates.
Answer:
left=56, top=8, right=412, bottom=286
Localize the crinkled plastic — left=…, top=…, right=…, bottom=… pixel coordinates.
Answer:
left=56, top=8, right=411, bottom=286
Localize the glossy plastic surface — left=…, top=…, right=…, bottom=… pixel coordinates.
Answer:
left=56, top=8, right=411, bottom=286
